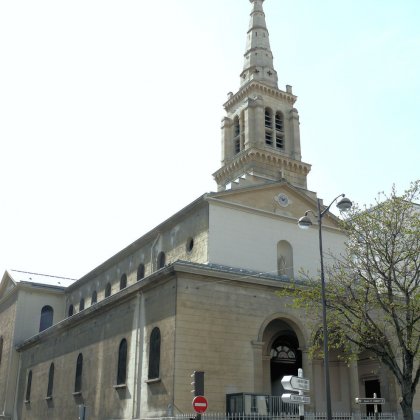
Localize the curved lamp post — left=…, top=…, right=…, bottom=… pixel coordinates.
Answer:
left=297, top=194, right=352, bottom=420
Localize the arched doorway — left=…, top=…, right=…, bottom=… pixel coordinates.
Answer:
left=270, top=333, right=301, bottom=395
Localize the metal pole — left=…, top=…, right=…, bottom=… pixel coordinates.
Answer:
left=298, top=368, right=304, bottom=420
left=317, top=198, right=332, bottom=420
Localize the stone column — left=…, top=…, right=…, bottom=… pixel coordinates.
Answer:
left=251, top=340, right=265, bottom=393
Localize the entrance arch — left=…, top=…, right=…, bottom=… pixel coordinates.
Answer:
left=259, top=316, right=306, bottom=396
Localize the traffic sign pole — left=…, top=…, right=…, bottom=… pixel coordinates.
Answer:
left=298, top=369, right=304, bottom=420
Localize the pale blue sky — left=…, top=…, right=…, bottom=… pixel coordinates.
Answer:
left=0, top=0, right=419, bottom=278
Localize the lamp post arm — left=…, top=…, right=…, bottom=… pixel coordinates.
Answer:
left=319, top=193, right=346, bottom=218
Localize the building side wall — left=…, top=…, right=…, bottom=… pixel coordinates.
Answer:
left=16, top=278, right=177, bottom=420
left=0, top=293, right=18, bottom=417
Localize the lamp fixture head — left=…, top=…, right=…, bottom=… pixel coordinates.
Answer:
left=297, top=214, right=312, bottom=230
left=336, top=196, right=352, bottom=212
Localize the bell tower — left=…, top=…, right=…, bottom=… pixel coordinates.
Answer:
left=213, top=0, right=311, bottom=191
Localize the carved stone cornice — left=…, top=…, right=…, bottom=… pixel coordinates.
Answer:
left=224, top=81, right=297, bottom=110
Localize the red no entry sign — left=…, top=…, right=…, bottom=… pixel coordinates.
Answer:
left=192, top=396, right=208, bottom=413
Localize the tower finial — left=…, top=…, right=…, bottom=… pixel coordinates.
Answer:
left=241, top=0, right=278, bottom=88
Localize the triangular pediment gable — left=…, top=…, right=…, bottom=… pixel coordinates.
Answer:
left=0, top=270, right=18, bottom=301
left=208, top=181, right=342, bottom=229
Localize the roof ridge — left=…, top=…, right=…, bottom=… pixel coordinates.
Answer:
left=10, top=269, right=76, bottom=281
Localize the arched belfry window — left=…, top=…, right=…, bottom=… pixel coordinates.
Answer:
left=275, top=111, right=284, bottom=149
left=39, top=305, right=54, bottom=332
left=277, top=240, right=294, bottom=279
left=47, top=363, right=54, bottom=398
left=157, top=252, right=166, bottom=269
left=120, top=273, right=127, bottom=290
left=137, top=264, right=145, bottom=281
left=233, top=116, right=240, bottom=154
left=74, top=353, right=83, bottom=393
left=117, top=339, right=128, bottom=385
left=148, top=327, right=161, bottom=379
left=265, top=108, right=273, bottom=146
left=25, top=370, right=32, bottom=402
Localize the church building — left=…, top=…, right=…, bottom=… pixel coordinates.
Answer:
left=0, top=1, right=407, bottom=419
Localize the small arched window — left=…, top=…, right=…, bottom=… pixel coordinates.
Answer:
left=25, top=370, right=32, bottom=402
left=68, top=304, right=74, bottom=317
left=47, top=363, right=54, bottom=398
left=117, top=339, right=128, bottom=385
left=137, top=264, right=145, bottom=281
left=120, top=274, right=127, bottom=290
left=0, top=336, right=3, bottom=364
left=105, top=283, right=112, bottom=298
left=157, top=252, right=166, bottom=269
left=74, top=353, right=83, bottom=393
left=148, top=327, right=161, bottom=379
left=91, top=290, right=97, bottom=305
left=79, top=298, right=85, bottom=311
left=39, top=305, right=54, bottom=332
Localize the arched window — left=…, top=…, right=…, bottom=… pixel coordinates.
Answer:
left=233, top=116, right=240, bottom=154
left=0, top=336, right=3, bottom=364
left=117, top=339, right=128, bottom=385
left=74, top=353, right=83, bottom=393
left=91, top=290, right=97, bottom=305
left=277, top=240, right=294, bottom=279
left=148, top=327, right=161, bottom=379
left=265, top=108, right=273, bottom=146
left=39, top=305, right=54, bottom=332
left=105, top=283, right=112, bottom=298
left=275, top=111, right=284, bottom=149
left=137, top=264, right=145, bottom=281
left=47, top=363, right=54, bottom=398
left=157, top=252, right=166, bottom=269
left=120, top=274, right=127, bottom=290
left=25, top=370, right=32, bottom=402
left=68, top=304, right=74, bottom=317
left=79, top=298, right=85, bottom=311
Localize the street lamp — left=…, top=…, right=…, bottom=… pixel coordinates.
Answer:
left=297, top=194, right=352, bottom=420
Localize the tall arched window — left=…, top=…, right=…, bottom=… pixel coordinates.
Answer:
left=25, top=370, right=32, bottom=402
left=91, top=290, right=97, bottom=305
left=148, top=327, right=161, bottom=379
left=105, top=283, right=112, bottom=298
left=0, top=336, right=3, bottom=364
left=275, top=111, right=284, bottom=149
left=277, top=240, right=294, bottom=279
left=74, top=353, right=83, bottom=393
left=47, top=363, right=54, bottom=398
left=120, top=274, right=127, bottom=290
left=117, top=339, right=128, bottom=385
left=157, top=252, right=166, bottom=269
left=233, top=116, right=240, bottom=154
left=137, top=264, right=145, bottom=281
left=39, top=305, right=54, bottom=332
left=79, top=298, right=85, bottom=311
left=68, top=304, right=74, bottom=317
left=265, top=108, right=273, bottom=146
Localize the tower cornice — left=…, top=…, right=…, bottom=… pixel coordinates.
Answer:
left=224, top=81, right=296, bottom=111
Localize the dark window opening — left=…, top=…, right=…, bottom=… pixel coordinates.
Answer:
left=186, top=238, right=194, bottom=253
left=265, top=131, right=273, bottom=146
left=275, top=112, right=284, bottom=131
left=39, top=305, right=54, bottom=332
left=148, top=327, right=161, bottom=379
left=117, top=339, right=128, bottom=385
left=137, top=264, right=145, bottom=281
left=276, top=134, right=284, bottom=149
left=157, top=252, right=166, bottom=269
left=25, top=370, right=32, bottom=402
left=91, top=290, right=97, bottom=305
left=79, top=298, right=85, bottom=311
left=105, top=283, right=112, bottom=298
left=265, top=109, right=272, bottom=128
left=74, top=353, right=83, bottom=393
left=120, top=274, right=127, bottom=290
left=47, top=363, right=54, bottom=398
left=68, top=304, right=74, bottom=317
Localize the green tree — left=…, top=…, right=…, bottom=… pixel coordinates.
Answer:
left=284, top=181, right=420, bottom=420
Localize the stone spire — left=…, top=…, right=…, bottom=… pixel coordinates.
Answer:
left=240, top=0, right=278, bottom=88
